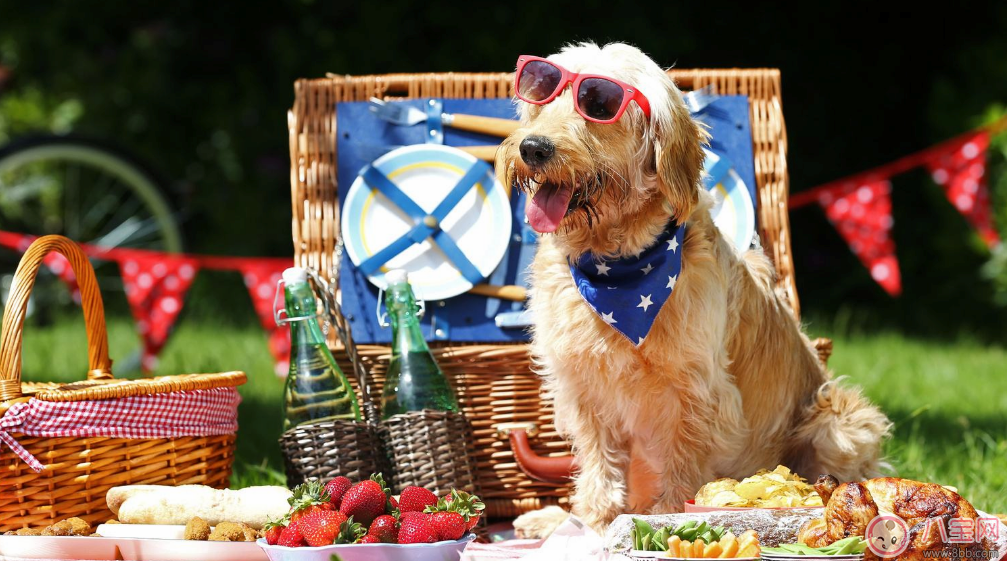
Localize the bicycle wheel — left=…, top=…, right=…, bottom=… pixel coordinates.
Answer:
left=0, top=135, right=182, bottom=323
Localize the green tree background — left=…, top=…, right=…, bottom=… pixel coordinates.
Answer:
left=1, top=1, right=1006, bottom=337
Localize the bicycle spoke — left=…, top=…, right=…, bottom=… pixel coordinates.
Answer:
left=115, top=216, right=176, bottom=248
left=91, top=216, right=145, bottom=248
left=79, top=167, right=116, bottom=230
left=91, top=193, right=147, bottom=242
left=82, top=188, right=131, bottom=238
left=65, top=162, right=81, bottom=240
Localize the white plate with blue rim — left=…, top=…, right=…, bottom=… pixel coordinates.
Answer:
left=703, top=148, right=756, bottom=252
left=341, top=144, right=512, bottom=302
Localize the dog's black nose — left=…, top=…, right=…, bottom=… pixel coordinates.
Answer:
left=519, top=135, right=555, bottom=166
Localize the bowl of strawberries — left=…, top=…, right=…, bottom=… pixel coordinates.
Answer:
left=257, top=473, right=483, bottom=561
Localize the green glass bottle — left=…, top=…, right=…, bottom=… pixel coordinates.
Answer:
left=281, top=267, right=361, bottom=430
left=380, top=269, right=459, bottom=419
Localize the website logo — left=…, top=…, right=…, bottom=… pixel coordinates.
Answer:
left=866, top=514, right=1002, bottom=559
left=866, top=514, right=910, bottom=558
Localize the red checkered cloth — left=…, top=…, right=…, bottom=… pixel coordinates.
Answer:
left=0, top=387, right=241, bottom=473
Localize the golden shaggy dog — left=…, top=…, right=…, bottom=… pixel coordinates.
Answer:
left=496, top=42, right=891, bottom=532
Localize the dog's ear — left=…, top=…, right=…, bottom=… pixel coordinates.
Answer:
left=649, top=93, right=707, bottom=222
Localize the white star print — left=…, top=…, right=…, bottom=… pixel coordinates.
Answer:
left=601, top=311, right=617, bottom=324
left=637, top=294, right=653, bottom=312
left=596, top=261, right=611, bottom=276
left=638, top=337, right=645, bottom=345
left=640, top=263, right=654, bottom=275
left=666, top=274, right=678, bottom=290
left=667, top=237, right=679, bottom=252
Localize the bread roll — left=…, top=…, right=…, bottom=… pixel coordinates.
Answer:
left=107, top=485, right=291, bottom=530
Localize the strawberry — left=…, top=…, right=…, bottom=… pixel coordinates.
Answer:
left=430, top=511, right=466, bottom=541
left=426, top=489, right=485, bottom=531
left=324, top=476, right=353, bottom=509
left=399, top=510, right=427, bottom=522
left=387, top=495, right=399, bottom=515
left=398, top=486, right=438, bottom=513
left=359, top=533, right=382, bottom=544
left=397, top=514, right=438, bottom=544
left=277, top=523, right=306, bottom=548
left=262, top=520, right=285, bottom=545
left=291, top=504, right=329, bottom=524
left=368, top=514, right=399, bottom=543
left=287, top=480, right=331, bottom=524
left=339, top=473, right=391, bottom=527
left=299, top=509, right=348, bottom=547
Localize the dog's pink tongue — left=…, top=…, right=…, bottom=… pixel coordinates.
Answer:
left=527, top=184, right=573, bottom=233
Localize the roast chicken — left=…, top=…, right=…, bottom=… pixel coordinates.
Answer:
left=798, top=475, right=997, bottom=560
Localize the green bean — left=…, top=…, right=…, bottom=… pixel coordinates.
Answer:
left=763, top=537, right=867, bottom=556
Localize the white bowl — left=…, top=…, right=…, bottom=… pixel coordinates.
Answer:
left=256, top=535, right=475, bottom=561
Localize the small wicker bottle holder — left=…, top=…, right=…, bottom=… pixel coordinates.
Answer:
left=278, top=266, right=389, bottom=485
left=379, top=409, right=479, bottom=494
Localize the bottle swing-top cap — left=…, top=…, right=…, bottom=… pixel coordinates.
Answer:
left=282, top=267, right=309, bottom=285
left=377, top=269, right=424, bottom=327
left=275, top=267, right=315, bottom=326
left=384, top=269, right=409, bottom=287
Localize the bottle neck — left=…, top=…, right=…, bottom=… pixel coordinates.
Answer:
left=385, top=283, right=430, bottom=354
left=284, top=281, right=326, bottom=345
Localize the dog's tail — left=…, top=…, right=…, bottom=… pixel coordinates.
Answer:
left=789, top=379, right=892, bottom=481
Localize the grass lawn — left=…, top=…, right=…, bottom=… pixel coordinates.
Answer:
left=14, top=314, right=1007, bottom=513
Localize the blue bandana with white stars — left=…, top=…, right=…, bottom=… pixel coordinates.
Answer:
left=569, top=220, right=685, bottom=346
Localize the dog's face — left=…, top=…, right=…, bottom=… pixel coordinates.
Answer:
left=497, top=42, right=706, bottom=248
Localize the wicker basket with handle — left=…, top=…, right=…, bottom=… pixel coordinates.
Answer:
left=288, top=68, right=831, bottom=517
left=0, top=235, right=245, bottom=531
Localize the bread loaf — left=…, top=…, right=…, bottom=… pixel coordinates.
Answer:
left=107, top=485, right=291, bottom=530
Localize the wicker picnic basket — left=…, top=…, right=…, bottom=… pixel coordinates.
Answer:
left=287, top=68, right=832, bottom=517
left=0, top=235, right=245, bottom=531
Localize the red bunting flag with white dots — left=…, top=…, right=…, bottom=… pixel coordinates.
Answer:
left=239, top=262, right=291, bottom=376
left=817, top=179, right=901, bottom=296
left=0, top=230, right=295, bottom=374
left=925, top=131, right=1000, bottom=248
left=119, top=254, right=199, bottom=372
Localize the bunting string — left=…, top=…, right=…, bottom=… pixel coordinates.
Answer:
left=0, top=230, right=292, bottom=374
left=1, top=119, right=1003, bottom=367
left=788, top=119, right=1006, bottom=295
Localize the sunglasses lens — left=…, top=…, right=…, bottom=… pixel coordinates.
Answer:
left=518, top=60, right=562, bottom=102
left=577, top=78, right=625, bottom=121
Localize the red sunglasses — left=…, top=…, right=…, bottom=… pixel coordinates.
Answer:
left=514, top=55, right=652, bottom=124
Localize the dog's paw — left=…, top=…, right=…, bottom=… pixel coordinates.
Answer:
left=512, top=505, right=571, bottom=540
